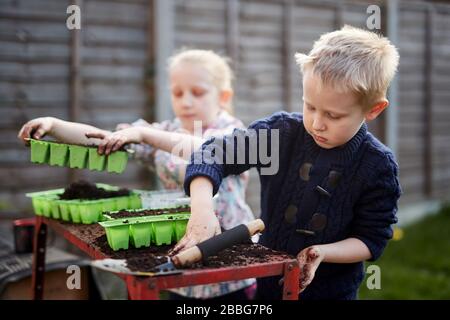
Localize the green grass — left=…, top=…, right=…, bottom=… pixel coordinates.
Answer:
left=359, top=205, right=450, bottom=299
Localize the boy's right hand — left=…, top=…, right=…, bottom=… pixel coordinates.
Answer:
left=168, top=176, right=220, bottom=256
left=169, top=212, right=221, bottom=256
left=18, top=117, right=54, bottom=144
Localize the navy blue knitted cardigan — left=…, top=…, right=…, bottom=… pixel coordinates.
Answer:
left=184, top=112, right=401, bottom=300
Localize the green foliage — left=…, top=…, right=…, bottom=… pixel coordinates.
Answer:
left=359, top=206, right=450, bottom=299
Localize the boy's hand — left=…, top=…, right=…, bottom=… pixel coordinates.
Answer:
left=86, top=127, right=143, bottom=155
left=18, top=117, right=54, bottom=143
left=168, top=212, right=221, bottom=256
left=297, top=245, right=325, bottom=292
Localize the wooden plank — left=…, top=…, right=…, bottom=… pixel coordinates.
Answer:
left=0, top=62, right=69, bottom=81
left=0, top=82, right=69, bottom=101
left=0, top=0, right=67, bottom=19
left=226, top=0, right=239, bottom=69
left=0, top=148, right=29, bottom=164
left=0, top=106, right=67, bottom=127
left=240, top=1, right=283, bottom=21
left=0, top=41, right=69, bottom=62
left=81, top=46, right=147, bottom=65
left=77, top=112, right=144, bottom=128
left=399, top=174, right=425, bottom=188
left=423, top=6, right=433, bottom=197
left=0, top=167, right=69, bottom=189
left=85, top=0, right=148, bottom=27
left=282, top=0, right=294, bottom=112
left=0, top=20, right=69, bottom=43
left=292, top=4, right=335, bottom=22
left=82, top=25, right=147, bottom=48
left=175, top=17, right=225, bottom=33
left=82, top=82, right=147, bottom=102
left=175, top=32, right=226, bottom=48
left=398, top=192, right=427, bottom=205
left=238, top=48, right=282, bottom=64
left=175, top=0, right=225, bottom=13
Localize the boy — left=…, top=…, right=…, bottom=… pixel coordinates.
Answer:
left=172, top=26, right=401, bottom=300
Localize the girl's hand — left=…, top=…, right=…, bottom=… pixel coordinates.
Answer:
left=297, top=245, right=325, bottom=292
left=18, top=117, right=54, bottom=143
left=115, top=123, right=132, bottom=131
left=168, top=212, right=221, bottom=256
left=85, top=127, right=143, bottom=155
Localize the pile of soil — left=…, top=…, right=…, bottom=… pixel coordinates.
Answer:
left=58, top=180, right=130, bottom=200
left=107, top=206, right=190, bottom=219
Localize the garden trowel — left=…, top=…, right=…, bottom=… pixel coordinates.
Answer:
left=91, top=218, right=265, bottom=277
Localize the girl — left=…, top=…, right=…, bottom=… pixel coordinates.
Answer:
left=18, top=49, right=256, bottom=300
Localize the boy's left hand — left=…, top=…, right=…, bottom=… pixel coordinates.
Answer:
left=297, top=245, right=325, bottom=292
left=86, top=127, right=143, bottom=155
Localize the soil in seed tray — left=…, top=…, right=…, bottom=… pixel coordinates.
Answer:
left=93, top=234, right=171, bottom=259
left=58, top=180, right=130, bottom=200
left=107, top=206, right=190, bottom=219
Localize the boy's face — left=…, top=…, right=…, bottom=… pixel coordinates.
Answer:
left=170, top=62, right=222, bottom=133
left=302, top=70, right=366, bottom=149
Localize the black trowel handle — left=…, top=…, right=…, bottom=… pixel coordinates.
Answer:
left=172, top=219, right=265, bottom=267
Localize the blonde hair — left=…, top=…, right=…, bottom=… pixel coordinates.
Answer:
left=168, top=49, right=234, bottom=114
left=295, top=25, right=399, bottom=109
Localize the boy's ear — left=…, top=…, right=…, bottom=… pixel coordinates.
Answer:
left=219, top=90, right=233, bottom=107
left=365, top=100, right=389, bottom=121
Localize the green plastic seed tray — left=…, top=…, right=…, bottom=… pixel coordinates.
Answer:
left=68, top=201, right=82, bottom=223
left=69, top=145, right=88, bottom=169
left=49, top=142, right=68, bottom=166
left=99, top=213, right=190, bottom=251
left=28, top=139, right=129, bottom=174
left=107, top=151, right=128, bottom=174
left=58, top=200, right=71, bottom=222
left=128, top=194, right=142, bottom=209
left=174, top=219, right=188, bottom=242
left=30, top=139, right=50, bottom=164
left=101, top=200, right=117, bottom=213
left=26, top=185, right=143, bottom=224
left=105, top=225, right=130, bottom=251
left=115, top=196, right=130, bottom=211
left=88, top=148, right=106, bottom=171
left=130, top=223, right=152, bottom=248
left=78, top=201, right=104, bottom=224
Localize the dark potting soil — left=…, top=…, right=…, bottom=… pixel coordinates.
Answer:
left=107, top=206, right=191, bottom=219
left=125, top=243, right=293, bottom=273
left=93, top=234, right=171, bottom=260
left=91, top=234, right=293, bottom=272
left=58, top=180, right=130, bottom=200
left=60, top=218, right=294, bottom=275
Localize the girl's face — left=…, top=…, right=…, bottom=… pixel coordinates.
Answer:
left=170, top=62, right=223, bottom=133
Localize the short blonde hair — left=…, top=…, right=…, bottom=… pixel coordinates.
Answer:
left=168, top=49, right=234, bottom=114
left=295, top=25, right=399, bottom=109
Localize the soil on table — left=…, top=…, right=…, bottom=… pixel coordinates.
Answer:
left=106, top=206, right=191, bottom=219
left=58, top=180, right=130, bottom=200
left=91, top=234, right=293, bottom=272
left=62, top=221, right=294, bottom=273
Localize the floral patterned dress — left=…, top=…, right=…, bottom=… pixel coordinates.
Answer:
left=128, top=111, right=256, bottom=299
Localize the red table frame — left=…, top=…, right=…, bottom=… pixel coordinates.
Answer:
left=31, top=216, right=300, bottom=300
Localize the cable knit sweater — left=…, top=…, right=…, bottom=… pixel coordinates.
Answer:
left=184, top=111, right=401, bottom=300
